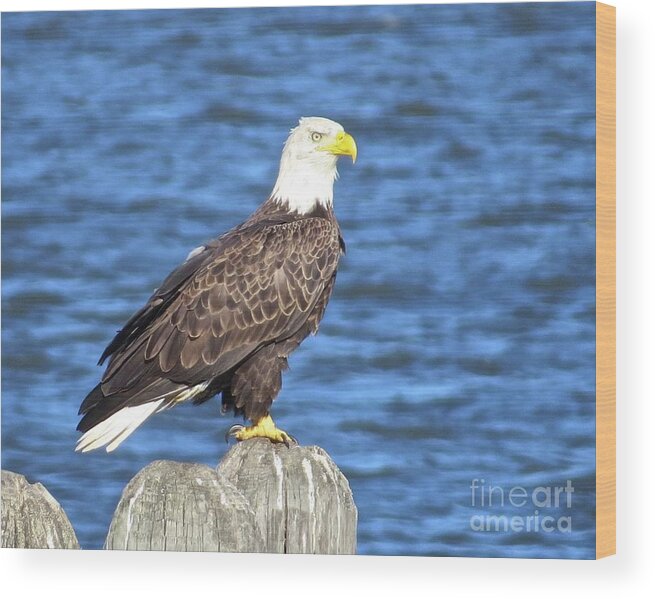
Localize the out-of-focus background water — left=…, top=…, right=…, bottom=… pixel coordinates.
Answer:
left=1, top=3, right=596, bottom=557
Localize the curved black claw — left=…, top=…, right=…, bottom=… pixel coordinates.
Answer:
left=283, top=432, right=299, bottom=448
left=225, top=424, right=244, bottom=444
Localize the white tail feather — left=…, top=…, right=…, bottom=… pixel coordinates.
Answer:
left=75, top=381, right=210, bottom=453
left=75, top=399, right=169, bottom=453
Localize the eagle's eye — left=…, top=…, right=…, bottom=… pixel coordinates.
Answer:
left=311, top=132, right=323, bottom=142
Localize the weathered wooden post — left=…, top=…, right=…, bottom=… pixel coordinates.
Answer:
left=1, top=470, right=79, bottom=549
left=104, top=460, right=263, bottom=551
left=106, top=440, right=357, bottom=553
left=218, top=439, right=357, bottom=554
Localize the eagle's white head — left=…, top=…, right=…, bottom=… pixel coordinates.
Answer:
left=271, top=116, right=357, bottom=214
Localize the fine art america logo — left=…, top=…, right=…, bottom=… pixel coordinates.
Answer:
left=469, top=479, right=574, bottom=533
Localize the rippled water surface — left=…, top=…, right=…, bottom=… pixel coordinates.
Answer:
left=2, top=3, right=596, bottom=557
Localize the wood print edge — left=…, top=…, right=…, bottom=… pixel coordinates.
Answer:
left=595, top=1, right=616, bottom=560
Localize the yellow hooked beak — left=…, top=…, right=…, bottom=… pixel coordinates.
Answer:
left=320, top=131, right=357, bottom=163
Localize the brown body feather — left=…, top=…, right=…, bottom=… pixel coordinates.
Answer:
left=77, top=199, right=344, bottom=434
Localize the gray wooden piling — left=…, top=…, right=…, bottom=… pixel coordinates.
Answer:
left=106, top=439, right=357, bottom=553
left=218, top=439, right=357, bottom=554
left=1, top=470, right=79, bottom=549
left=104, top=460, right=263, bottom=551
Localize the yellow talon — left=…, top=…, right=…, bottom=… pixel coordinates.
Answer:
left=228, top=415, right=297, bottom=446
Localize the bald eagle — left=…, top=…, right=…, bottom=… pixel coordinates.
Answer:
left=76, top=117, right=357, bottom=452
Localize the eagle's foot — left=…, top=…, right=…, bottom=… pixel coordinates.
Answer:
left=226, top=415, right=297, bottom=447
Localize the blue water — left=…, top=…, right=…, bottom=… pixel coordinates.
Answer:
left=1, top=3, right=597, bottom=558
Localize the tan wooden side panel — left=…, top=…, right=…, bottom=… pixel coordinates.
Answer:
left=595, top=1, right=616, bottom=560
